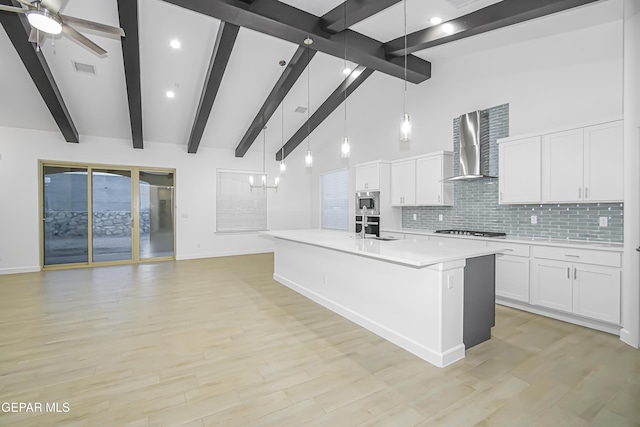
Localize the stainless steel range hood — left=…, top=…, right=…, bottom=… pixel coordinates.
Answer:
left=446, top=110, right=496, bottom=181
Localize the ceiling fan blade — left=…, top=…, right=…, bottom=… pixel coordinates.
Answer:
left=62, top=24, right=107, bottom=56
left=60, top=14, right=124, bottom=37
left=0, top=5, right=26, bottom=13
left=28, top=27, right=47, bottom=45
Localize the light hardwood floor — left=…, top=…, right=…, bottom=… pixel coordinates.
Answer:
left=0, top=253, right=638, bottom=426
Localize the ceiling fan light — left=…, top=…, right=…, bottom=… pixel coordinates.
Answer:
left=27, top=9, right=62, bottom=35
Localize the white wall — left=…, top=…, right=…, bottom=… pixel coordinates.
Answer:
left=0, top=127, right=312, bottom=274
left=307, top=18, right=623, bottom=228
left=622, top=0, right=640, bottom=348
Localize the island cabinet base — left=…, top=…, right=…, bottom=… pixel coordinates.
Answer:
left=272, top=238, right=469, bottom=367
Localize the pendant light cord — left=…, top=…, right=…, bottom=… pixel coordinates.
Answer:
left=403, top=0, right=407, bottom=114
left=280, top=62, right=285, bottom=162
left=307, top=44, right=311, bottom=152
left=344, top=3, right=348, bottom=136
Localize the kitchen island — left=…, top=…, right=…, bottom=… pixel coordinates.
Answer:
left=261, top=229, right=504, bottom=367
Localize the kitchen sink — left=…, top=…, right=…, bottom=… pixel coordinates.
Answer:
left=365, top=236, right=397, bottom=241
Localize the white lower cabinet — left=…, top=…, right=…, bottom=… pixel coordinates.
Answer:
left=572, top=264, right=621, bottom=324
left=530, top=258, right=573, bottom=313
left=495, top=255, right=530, bottom=302
left=530, top=249, right=621, bottom=324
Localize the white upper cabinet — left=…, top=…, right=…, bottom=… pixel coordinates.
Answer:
left=416, top=153, right=454, bottom=206
left=498, top=136, right=541, bottom=204
left=541, top=129, right=584, bottom=203
left=541, top=121, right=623, bottom=203
left=391, top=160, right=416, bottom=206
left=499, top=120, right=623, bottom=205
left=355, top=163, right=381, bottom=191
left=583, top=121, right=624, bottom=202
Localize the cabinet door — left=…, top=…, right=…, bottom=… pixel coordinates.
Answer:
left=355, top=164, right=380, bottom=191
left=498, top=137, right=541, bottom=204
left=391, top=160, right=416, bottom=206
left=583, top=121, right=623, bottom=202
left=495, top=255, right=530, bottom=302
left=573, top=264, right=621, bottom=324
left=530, top=258, right=572, bottom=313
left=416, top=155, right=442, bottom=205
left=541, top=129, right=584, bottom=202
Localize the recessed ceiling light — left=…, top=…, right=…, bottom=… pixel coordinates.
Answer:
left=170, top=39, right=181, bottom=49
left=166, top=91, right=175, bottom=99
left=442, top=23, right=455, bottom=34
left=430, top=17, right=443, bottom=25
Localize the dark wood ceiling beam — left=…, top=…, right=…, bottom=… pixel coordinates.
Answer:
left=117, top=0, right=143, bottom=149
left=235, top=46, right=315, bottom=158
left=322, top=0, right=401, bottom=34
left=188, top=22, right=240, bottom=154
left=0, top=0, right=79, bottom=143
left=275, top=65, right=374, bottom=161
left=161, top=0, right=431, bottom=83
left=384, top=0, right=601, bottom=56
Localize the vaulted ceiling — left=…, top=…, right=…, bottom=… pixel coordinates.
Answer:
left=0, top=0, right=615, bottom=160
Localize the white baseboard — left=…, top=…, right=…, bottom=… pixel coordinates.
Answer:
left=620, top=328, right=640, bottom=348
left=176, top=249, right=273, bottom=261
left=0, top=266, right=41, bottom=275
left=496, top=297, right=622, bottom=336
left=274, top=273, right=464, bottom=368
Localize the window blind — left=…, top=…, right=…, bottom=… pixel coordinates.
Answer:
left=216, top=170, right=267, bottom=232
left=321, top=168, right=349, bottom=231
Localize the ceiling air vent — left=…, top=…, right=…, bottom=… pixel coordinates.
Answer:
left=72, top=61, right=96, bottom=75
left=294, top=106, right=307, bottom=114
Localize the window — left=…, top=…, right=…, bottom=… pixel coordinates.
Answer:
left=216, top=169, right=267, bottom=232
left=321, top=168, right=349, bottom=231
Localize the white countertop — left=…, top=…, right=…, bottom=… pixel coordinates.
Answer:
left=381, top=228, right=624, bottom=252
left=262, top=229, right=504, bottom=268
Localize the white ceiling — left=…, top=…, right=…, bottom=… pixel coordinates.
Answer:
left=0, top=0, right=622, bottom=155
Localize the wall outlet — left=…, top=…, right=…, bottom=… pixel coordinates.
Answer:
left=181, top=213, right=189, bottom=219
left=438, top=214, right=443, bottom=221
left=531, top=215, right=537, bottom=224
left=599, top=217, right=608, bottom=227
left=412, top=214, right=417, bottom=221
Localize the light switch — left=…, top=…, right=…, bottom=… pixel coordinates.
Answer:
left=599, top=217, right=608, bottom=227
left=181, top=213, right=189, bottom=219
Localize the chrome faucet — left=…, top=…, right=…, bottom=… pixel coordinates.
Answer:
left=359, top=207, right=368, bottom=239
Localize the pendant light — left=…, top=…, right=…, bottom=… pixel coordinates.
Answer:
left=400, top=0, right=412, bottom=142
left=304, top=37, right=313, bottom=168
left=249, top=126, right=279, bottom=192
left=278, top=60, right=287, bottom=175
left=341, top=3, right=351, bottom=159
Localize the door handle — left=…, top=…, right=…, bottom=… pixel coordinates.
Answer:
left=567, top=267, right=570, bottom=279
left=636, top=247, right=640, bottom=252
left=578, top=187, right=582, bottom=199
left=585, top=187, right=588, bottom=199
left=574, top=268, right=577, bottom=280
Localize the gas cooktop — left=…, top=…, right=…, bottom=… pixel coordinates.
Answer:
left=435, top=229, right=506, bottom=238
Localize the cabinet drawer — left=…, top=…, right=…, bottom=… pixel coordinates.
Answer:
left=487, top=241, right=530, bottom=257
left=531, top=246, right=621, bottom=268
left=379, top=231, right=405, bottom=240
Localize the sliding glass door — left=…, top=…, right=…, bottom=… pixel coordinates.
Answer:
left=43, top=166, right=89, bottom=265
left=92, top=169, right=133, bottom=263
left=41, top=162, right=175, bottom=268
left=139, top=170, right=175, bottom=259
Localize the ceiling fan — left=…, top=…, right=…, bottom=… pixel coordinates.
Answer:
left=0, top=0, right=125, bottom=56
